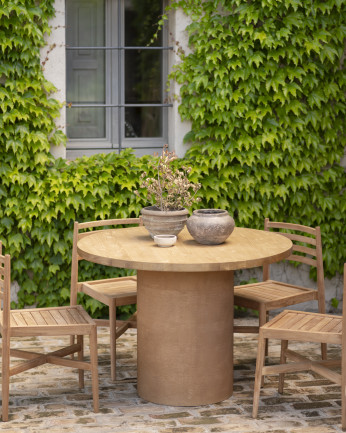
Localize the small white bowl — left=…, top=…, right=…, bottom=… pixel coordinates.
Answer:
left=153, top=234, right=177, bottom=248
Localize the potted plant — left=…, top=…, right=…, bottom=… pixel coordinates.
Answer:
left=135, top=145, right=201, bottom=237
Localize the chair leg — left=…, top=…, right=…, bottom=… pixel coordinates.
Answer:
left=77, top=335, right=84, bottom=389
left=258, top=305, right=267, bottom=386
left=1, top=336, right=10, bottom=422
left=278, top=339, right=288, bottom=393
left=89, top=327, right=99, bottom=413
left=265, top=311, right=269, bottom=356
left=253, top=330, right=266, bottom=418
left=317, top=294, right=327, bottom=360
left=109, top=300, right=117, bottom=381
left=342, top=361, right=346, bottom=431
left=321, top=343, right=327, bottom=360
left=70, top=335, right=75, bottom=359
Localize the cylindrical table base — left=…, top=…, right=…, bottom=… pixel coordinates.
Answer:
left=137, top=270, right=234, bottom=406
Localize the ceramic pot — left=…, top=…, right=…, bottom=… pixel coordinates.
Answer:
left=141, top=206, right=189, bottom=238
left=153, top=234, right=177, bottom=248
left=186, top=209, right=235, bottom=245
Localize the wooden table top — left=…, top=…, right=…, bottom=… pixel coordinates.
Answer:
left=77, top=226, right=293, bottom=272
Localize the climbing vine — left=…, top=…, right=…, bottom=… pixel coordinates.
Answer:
left=0, top=0, right=149, bottom=316
left=167, top=0, right=346, bottom=278
left=0, top=0, right=345, bottom=317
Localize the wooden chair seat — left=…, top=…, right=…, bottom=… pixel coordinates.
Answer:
left=260, top=309, right=342, bottom=344
left=81, top=276, right=137, bottom=304
left=252, top=263, right=346, bottom=431
left=234, top=281, right=318, bottom=310
left=2, top=305, right=95, bottom=336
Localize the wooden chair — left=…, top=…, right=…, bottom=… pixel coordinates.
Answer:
left=0, top=241, right=99, bottom=421
left=234, top=218, right=326, bottom=359
left=71, top=218, right=141, bottom=381
left=253, top=263, right=346, bottom=430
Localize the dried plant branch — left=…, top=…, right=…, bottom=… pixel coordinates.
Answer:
left=135, top=145, right=201, bottom=211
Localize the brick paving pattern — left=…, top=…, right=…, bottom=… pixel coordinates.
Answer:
left=1, top=318, right=343, bottom=433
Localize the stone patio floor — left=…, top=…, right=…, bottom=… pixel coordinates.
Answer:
left=2, top=317, right=343, bottom=433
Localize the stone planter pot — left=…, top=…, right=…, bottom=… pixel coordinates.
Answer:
left=186, top=209, right=235, bottom=245
left=141, top=206, right=189, bottom=238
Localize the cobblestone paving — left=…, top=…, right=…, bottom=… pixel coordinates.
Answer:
left=1, top=318, right=343, bottom=433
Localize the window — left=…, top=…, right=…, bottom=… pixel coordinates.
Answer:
left=65, top=0, right=171, bottom=158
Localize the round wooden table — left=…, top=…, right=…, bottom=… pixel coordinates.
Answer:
left=77, top=226, right=292, bottom=406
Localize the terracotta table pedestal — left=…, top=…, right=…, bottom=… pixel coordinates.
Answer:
left=137, top=270, right=234, bottom=406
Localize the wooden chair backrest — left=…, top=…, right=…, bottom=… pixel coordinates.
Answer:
left=263, top=218, right=324, bottom=293
left=0, top=241, right=11, bottom=335
left=70, top=217, right=142, bottom=305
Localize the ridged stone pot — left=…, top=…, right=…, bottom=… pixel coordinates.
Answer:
left=186, top=209, right=235, bottom=245
left=141, top=206, right=189, bottom=238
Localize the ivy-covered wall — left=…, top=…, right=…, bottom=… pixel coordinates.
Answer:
left=0, top=0, right=345, bottom=317
left=168, top=0, right=346, bottom=279
left=0, top=0, right=149, bottom=316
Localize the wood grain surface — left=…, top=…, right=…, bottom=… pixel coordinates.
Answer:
left=77, top=226, right=293, bottom=272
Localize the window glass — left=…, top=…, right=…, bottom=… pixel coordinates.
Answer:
left=124, top=0, right=162, bottom=47
left=125, top=107, right=162, bottom=137
left=66, top=0, right=106, bottom=139
left=125, top=51, right=162, bottom=104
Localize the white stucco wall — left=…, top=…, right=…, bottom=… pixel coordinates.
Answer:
left=42, top=0, right=66, bottom=159
left=167, top=8, right=192, bottom=157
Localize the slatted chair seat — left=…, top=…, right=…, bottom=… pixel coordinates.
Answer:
left=0, top=242, right=99, bottom=421
left=81, top=276, right=137, bottom=302
left=260, top=310, right=342, bottom=344
left=234, top=281, right=318, bottom=308
left=3, top=305, right=94, bottom=335
left=71, top=218, right=141, bottom=381
left=252, top=263, right=346, bottom=431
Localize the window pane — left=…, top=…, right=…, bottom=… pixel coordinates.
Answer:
left=67, top=107, right=106, bottom=139
left=125, top=107, right=162, bottom=137
left=66, top=0, right=106, bottom=138
left=125, top=50, right=162, bottom=104
left=125, top=0, right=163, bottom=47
